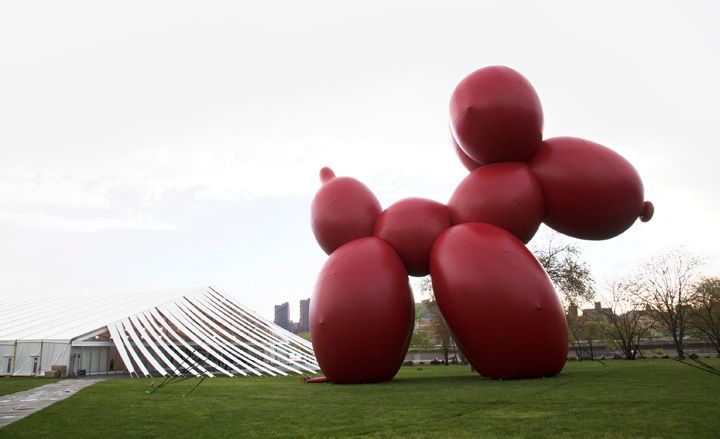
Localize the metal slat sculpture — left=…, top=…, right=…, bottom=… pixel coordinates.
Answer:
left=108, top=288, right=317, bottom=378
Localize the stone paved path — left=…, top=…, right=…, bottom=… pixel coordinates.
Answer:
left=0, top=378, right=104, bottom=429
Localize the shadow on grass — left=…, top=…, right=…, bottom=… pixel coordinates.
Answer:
left=391, top=373, right=490, bottom=385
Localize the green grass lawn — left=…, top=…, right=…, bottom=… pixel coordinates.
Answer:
left=1, top=360, right=719, bottom=438
left=0, top=377, right=61, bottom=396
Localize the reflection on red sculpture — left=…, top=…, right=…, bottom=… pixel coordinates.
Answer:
left=430, top=223, right=568, bottom=379
left=448, top=162, right=544, bottom=243
left=310, top=167, right=382, bottom=255
left=310, top=237, right=414, bottom=384
left=309, top=66, right=653, bottom=383
left=374, top=197, right=452, bottom=277
left=451, top=130, right=481, bottom=172
left=450, top=66, right=544, bottom=165
left=530, top=137, right=650, bottom=240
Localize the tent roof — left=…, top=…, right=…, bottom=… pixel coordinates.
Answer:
left=0, top=286, right=221, bottom=341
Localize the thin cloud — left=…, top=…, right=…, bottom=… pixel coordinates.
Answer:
left=0, top=210, right=181, bottom=233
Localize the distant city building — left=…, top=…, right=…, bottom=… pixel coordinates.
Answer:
left=299, top=299, right=310, bottom=333
left=273, top=299, right=311, bottom=334
left=581, top=301, right=612, bottom=321
left=274, top=302, right=290, bottom=330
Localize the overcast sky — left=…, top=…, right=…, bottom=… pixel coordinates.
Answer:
left=1, top=1, right=719, bottom=321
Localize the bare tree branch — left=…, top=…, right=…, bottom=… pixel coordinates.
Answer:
left=633, top=248, right=702, bottom=359
left=687, top=277, right=720, bottom=354
left=602, top=279, right=654, bottom=359
left=531, top=233, right=596, bottom=360
left=531, top=233, right=595, bottom=309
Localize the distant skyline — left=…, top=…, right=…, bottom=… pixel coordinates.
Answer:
left=2, top=1, right=719, bottom=320
left=273, top=298, right=311, bottom=332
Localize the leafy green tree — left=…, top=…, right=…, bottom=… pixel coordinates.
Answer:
left=417, top=276, right=458, bottom=364
left=409, top=303, right=434, bottom=350
left=409, top=328, right=433, bottom=350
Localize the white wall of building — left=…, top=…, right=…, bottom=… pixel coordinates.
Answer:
left=12, top=341, right=42, bottom=376
left=41, top=342, right=71, bottom=375
left=70, top=346, right=112, bottom=376
left=1, top=342, right=15, bottom=376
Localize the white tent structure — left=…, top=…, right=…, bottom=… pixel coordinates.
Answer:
left=0, top=286, right=317, bottom=377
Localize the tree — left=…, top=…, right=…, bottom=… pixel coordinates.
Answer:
left=566, top=311, right=590, bottom=360
left=634, top=249, right=701, bottom=359
left=532, top=234, right=595, bottom=310
left=687, top=277, right=720, bottom=355
left=566, top=313, right=611, bottom=360
left=602, top=280, right=653, bottom=359
left=532, top=234, right=596, bottom=359
left=417, top=276, right=458, bottom=364
left=409, top=302, right=434, bottom=350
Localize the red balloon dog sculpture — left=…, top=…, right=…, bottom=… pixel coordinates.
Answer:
left=309, top=66, right=654, bottom=383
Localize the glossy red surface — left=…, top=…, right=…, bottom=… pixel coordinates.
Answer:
left=374, top=197, right=452, bottom=276
left=451, top=130, right=481, bottom=172
left=310, top=237, right=415, bottom=384
left=530, top=137, right=648, bottom=240
left=430, top=223, right=568, bottom=379
left=450, top=66, right=543, bottom=165
left=448, top=162, right=544, bottom=243
left=308, top=66, right=654, bottom=383
left=311, top=168, right=382, bottom=254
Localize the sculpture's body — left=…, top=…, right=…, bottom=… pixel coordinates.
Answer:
left=309, top=66, right=654, bottom=383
